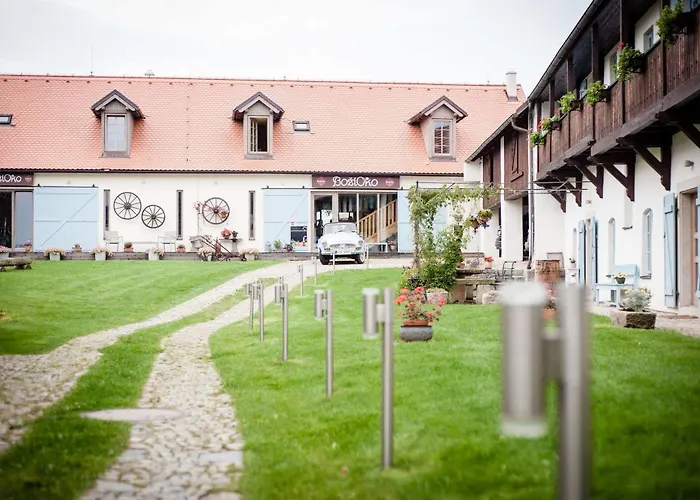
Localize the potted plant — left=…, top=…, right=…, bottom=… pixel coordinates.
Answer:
left=388, top=239, right=398, bottom=252
left=484, top=256, right=494, bottom=269
left=44, top=247, right=65, bottom=261
left=284, top=243, right=294, bottom=252
left=72, top=243, right=82, bottom=253
left=610, top=288, right=656, bottom=329
left=394, top=286, right=446, bottom=342
left=176, top=244, right=186, bottom=253
left=477, top=209, right=493, bottom=224
left=612, top=43, right=644, bottom=82
left=241, top=248, right=259, bottom=261
left=221, top=228, right=233, bottom=240
left=273, top=239, right=282, bottom=251
left=91, top=247, right=111, bottom=261
left=0, top=245, right=10, bottom=259
left=23, top=240, right=32, bottom=253
left=614, top=272, right=627, bottom=284
left=558, top=90, right=581, bottom=114
left=529, top=130, right=545, bottom=146
left=146, top=247, right=164, bottom=261
left=657, top=3, right=690, bottom=46
left=124, top=242, right=134, bottom=253
left=585, top=80, right=609, bottom=104
left=197, top=247, right=214, bottom=261
left=543, top=289, right=557, bottom=321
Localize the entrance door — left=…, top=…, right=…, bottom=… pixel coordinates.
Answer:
left=312, top=194, right=333, bottom=248
left=0, top=191, right=11, bottom=248
left=0, top=190, right=33, bottom=249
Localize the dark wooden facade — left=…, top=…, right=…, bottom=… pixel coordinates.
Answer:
left=482, top=145, right=501, bottom=209
left=536, top=4, right=700, bottom=185
left=503, top=129, right=529, bottom=199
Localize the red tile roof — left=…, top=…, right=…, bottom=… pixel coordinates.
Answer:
left=0, top=74, right=525, bottom=175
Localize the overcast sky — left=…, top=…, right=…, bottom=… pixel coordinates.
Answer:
left=0, top=0, right=590, bottom=96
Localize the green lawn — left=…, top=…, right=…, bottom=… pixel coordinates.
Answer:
left=0, top=281, right=267, bottom=500
left=211, top=269, right=700, bottom=500
left=0, top=260, right=273, bottom=354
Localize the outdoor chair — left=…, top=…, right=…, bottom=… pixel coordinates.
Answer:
left=157, top=231, right=178, bottom=252
left=104, top=231, right=123, bottom=252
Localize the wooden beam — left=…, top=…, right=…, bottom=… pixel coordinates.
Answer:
left=604, top=162, right=635, bottom=201
left=548, top=190, right=567, bottom=213
left=575, top=173, right=583, bottom=206
left=566, top=157, right=604, bottom=198
left=567, top=57, right=576, bottom=94
left=677, top=121, right=700, bottom=151
left=549, top=80, right=556, bottom=114
left=618, top=136, right=671, bottom=191
left=591, top=23, right=602, bottom=82
left=656, top=110, right=700, bottom=124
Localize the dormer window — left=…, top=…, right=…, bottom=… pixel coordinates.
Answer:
left=106, top=115, right=127, bottom=151
left=233, top=92, right=284, bottom=159
left=249, top=116, right=269, bottom=153
left=91, top=90, right=143, bottom=158
left=408, top=96, right=466, bottom=160
left=433, top=120, right=452, bottom=155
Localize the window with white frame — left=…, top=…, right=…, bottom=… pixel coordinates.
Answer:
left=105, top=115, right=127, bottom=151
left=608, top=218, right=616, bottom=272
left=579, top=77, right=588, bottom=98
left=433, top=120, right=452, bottom=156
left=642, top=209, right=653, bottom=276
left=643, top=27, right=655, bottom=52
left=249, top=116, right=269, bottom=154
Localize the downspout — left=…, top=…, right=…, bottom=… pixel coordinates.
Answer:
left=510, top=101, right=535, bottom=270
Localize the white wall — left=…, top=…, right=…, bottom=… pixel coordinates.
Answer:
left=635, top=0, right=661, bottom=51
left=34, top=172, right=310, bottom=252
left=539, top=127, right=700, bottom=313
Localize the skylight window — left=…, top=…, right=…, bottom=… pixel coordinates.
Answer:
left=293, top=121, right=310, bottom=132
left=0, top=114, right=12, bottom=125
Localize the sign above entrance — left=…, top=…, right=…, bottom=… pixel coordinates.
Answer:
left=0, top=173, right=34, bottom=187
left=312, top=175, right=399, bottom=190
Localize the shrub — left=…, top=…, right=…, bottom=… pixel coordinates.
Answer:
left=657, top=3, right=684, bottom=45
left=622, top=288, right=652, bottom=312
left=585, top=80, right=607, bottom=104
left=529, top=131, right=545, bottom=146
left=612, top=43, right=643, bottom=82
left=558, top=91, right=578, bottom=114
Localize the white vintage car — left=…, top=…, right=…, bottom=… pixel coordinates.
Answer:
left=317, top=222, right=366, bottom=265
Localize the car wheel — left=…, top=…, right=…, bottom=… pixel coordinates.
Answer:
left=319, top=254, right=330, bottom=265
left=355, top=252, right=365, bottom=264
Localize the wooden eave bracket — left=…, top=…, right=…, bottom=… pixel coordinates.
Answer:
left=588, top=153, right=636, bottom=201
left=565, top=158, right=603, bottom=199
left=550, top=173, right=583, bottom=207
left=617, top=136, right=671, bottom=191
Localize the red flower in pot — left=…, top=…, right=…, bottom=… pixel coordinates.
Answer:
left=394, top=287, right=446, bottom=326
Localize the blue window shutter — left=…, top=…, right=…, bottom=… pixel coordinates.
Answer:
left=591, top=219, right=599, bottom=291
left=577, top=220, right=585, bottom=285
left=263, top=190, right=309, bottom=248
left=696, top=188, right=700, bottom=299
left=33, top=187, right=98, bottom=251
left=397, top=191, right=413, bottom=253
left=663, top=194, right=678, bottom=308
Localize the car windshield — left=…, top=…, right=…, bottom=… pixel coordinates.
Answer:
left=323, top=222, right=357, bottom=234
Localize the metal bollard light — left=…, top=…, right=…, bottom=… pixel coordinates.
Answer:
left=365, top=246, right=370, bottom=270
left=274, top=279, right=283, bottom=305
left=281, top=283, right=289, bottom=361
left=332, top=250, right=337, bottom=275
left=248, top=282, right=255, bottom=330
left=314, top=290, right=325, bottom=320
left=500, top=282, right=548, bottom=438
left=362, top=287, right=394, bottom=469
left=298, top=263, right=304, bottom=297
left=500, top=282, right=591, bottom=500
left=313, top=254, right=318, bottom=285
left=258, top=278, right=265, bottom=342
left=362, top=288, right=379, bottom=339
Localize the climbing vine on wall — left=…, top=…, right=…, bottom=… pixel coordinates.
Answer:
left=405, top=183, right=500, bottom=290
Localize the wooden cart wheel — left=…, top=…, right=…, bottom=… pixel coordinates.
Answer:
left=141, top=205, right=166, bottom=229
left=202, top=197, right=230, bottom=225
left=113, top=192, right=142, bottom=220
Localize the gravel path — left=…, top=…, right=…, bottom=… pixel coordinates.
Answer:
left=81, top=258, right=410, bottom=499
left=0, top=261, right=313, bottom=453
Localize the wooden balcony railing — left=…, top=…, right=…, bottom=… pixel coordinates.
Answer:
left=537, top=7, right=700, bottom=176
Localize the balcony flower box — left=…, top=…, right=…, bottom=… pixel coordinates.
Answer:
left=0, top=246, right=10, bottom=260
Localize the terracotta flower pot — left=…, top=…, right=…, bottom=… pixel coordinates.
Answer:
left=402, top=320, right=429, bottom=327
left=176, top=248, right=186, bottom=253
left=124, top=247, right=133, bottom=253
left=484, top=262, right=493, bottom=269
left=543, top=308, right=556, bottom=321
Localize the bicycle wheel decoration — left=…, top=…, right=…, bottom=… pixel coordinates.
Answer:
left=201, top=197, right=230, bottom=225
left=113, top=192, right=142, bottom=220
left=141, top=204, right=165, bottom=229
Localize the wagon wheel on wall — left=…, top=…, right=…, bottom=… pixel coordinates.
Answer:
left=202, top=197, right=230, bottom=225
left=141, top=205, right=166, bottom=229
left=113, top=192, right=142, bottom=220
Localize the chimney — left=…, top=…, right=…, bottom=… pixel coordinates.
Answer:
left=505, top=71, right=518, bottom=101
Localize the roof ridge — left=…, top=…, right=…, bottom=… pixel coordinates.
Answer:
left=0, top=73, right=517, bottom=89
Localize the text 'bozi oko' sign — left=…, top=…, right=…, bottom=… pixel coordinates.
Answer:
left=312, top=175, right=399, bottom=189
left=0, top=173, right=34, bottom=187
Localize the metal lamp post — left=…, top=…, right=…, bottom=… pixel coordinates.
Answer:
left=314, top=289, right=334, bottom=397
left=362, top=287, right=394, bottom=469
left=500, top=282, right=590, bottom=500
left=257, top=278, right=264, bottom=342
left=297, top=263, right=304, bottom=297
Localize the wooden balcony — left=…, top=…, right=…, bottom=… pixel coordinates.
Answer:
left=538, top=7, right=700, bottom=176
